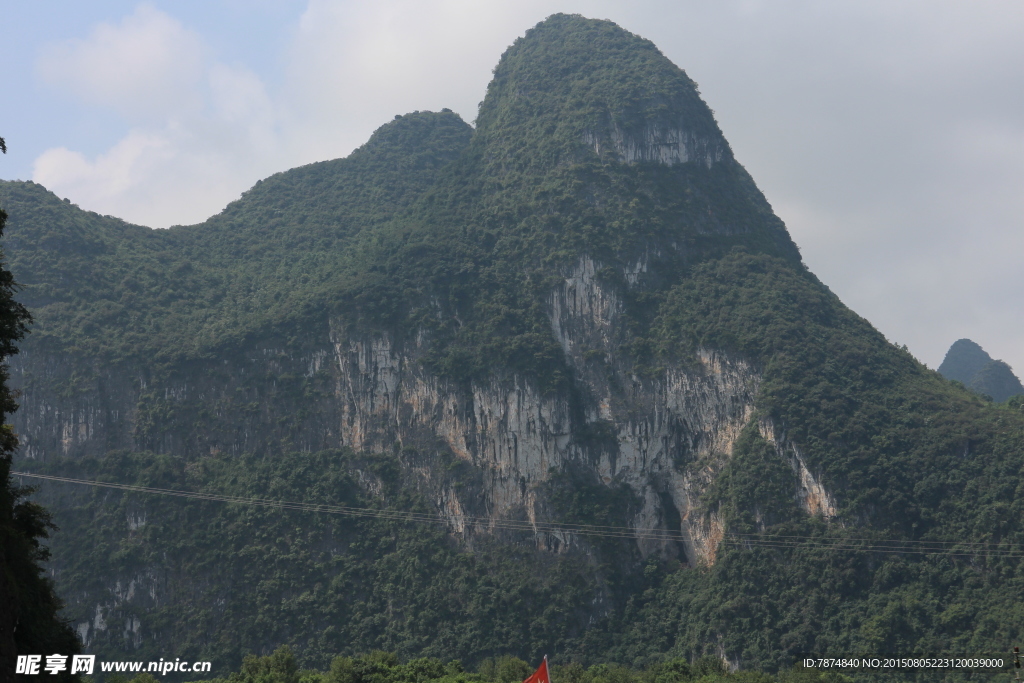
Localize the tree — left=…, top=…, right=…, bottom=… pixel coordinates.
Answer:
left=0, top=137, right=80, bottom=682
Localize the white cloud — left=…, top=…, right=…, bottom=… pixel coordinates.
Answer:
left=33, top=124, right=247, bottom=228
left=32, top=5, right=284, bottom=227
left=279, top=0, right=534, bottom=163
left=29, top=1, right=546, bottom=227
left=209, top=63, right=275, bottom=130
left=36, top=3, right=206, bottom=120
left=34, top=131, right=173, bottom=201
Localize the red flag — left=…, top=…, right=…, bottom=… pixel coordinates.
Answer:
left=522, top=657, right=550, bottom=683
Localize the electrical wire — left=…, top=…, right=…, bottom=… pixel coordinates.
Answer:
left=12, top=471, right=1024, bottom=558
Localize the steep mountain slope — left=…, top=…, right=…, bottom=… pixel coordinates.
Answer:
left=939, top=338, right=1024, bottom=402
left=969, top=359, right=1024, bottom=402
left=4, top=13, right=1024, bottom=680
left=938, top=339, right=993, bottom=384
left=0, top=110, right=472, bottom=363
left=0, top=156, right=80, bottom=683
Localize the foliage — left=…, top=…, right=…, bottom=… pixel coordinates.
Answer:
left=23, top=450, right=636, bottom=675
left=935, top=340, right=1023, bottom=403
left=5, top=14, right=1024, bottom=683
left=652, top=251, right=1024, bottom=534
left=605, top=250, right=1024, bottom=678
left=0, top=110, right=472, bottom=367
left=171, top=647, right=847, bottom=683
left=0, top=16, right=797, bottom=393
left=0, top=141, right=80, bottom=683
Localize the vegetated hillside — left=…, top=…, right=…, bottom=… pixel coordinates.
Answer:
left=4, top=13, right=1024, bottom=683
left=180, top=644, right=841, bottom=683
left=938, top=339, right=1024, bottom=403
left=0, top=109, right=472, bottom=363
left=0, top=144, right=81, bottom=683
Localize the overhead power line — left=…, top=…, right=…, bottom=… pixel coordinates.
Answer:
left=12, top=471, right=1024, bottom=558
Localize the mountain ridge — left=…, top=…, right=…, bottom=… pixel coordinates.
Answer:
left=3, top=13, right=1024, bottom=680
left=938, top=338, right=1023, bottom=402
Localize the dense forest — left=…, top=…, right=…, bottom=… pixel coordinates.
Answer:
left=2, top=13, right=1024, bottom=683
left=182, top=647, right=853, bottom=683
left=0, top=135, right=80, bottom=683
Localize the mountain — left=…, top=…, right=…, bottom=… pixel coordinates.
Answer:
left=937, top=339, right=992, bottom=384
left=0, top=156, right=80, bottom=683
left=969, top=360, right=1024, bottom=402
left=3, top=13, right=1024, bottom=680
left=938, top=338, right=1024, bottom=402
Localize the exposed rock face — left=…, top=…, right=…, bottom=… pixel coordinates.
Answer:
left=11, top=256, right=839, bottom=570
left=69, top=567, right=159, bottom=652
left=10, top=344, right=344, bottom=462
left=10, top=350, right=138, bottom=460
left=4, top=9, right=813, bottom=584
left=759, top=418, right=837, bottom=519
left=324, top=254, right=767, bottom=565
left=584, top=123, right=728, bottom=167
left=75, top=583, right=152, bottom=649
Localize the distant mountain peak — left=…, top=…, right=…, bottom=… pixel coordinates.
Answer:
left=938, top=338, right=991, bottom=384
left=475, top=14, right=731, bottom=169
left=938, top=338, right=1024, bottom=402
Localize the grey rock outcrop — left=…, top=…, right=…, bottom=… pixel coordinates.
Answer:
left=10, top=254, right=837, bottom=570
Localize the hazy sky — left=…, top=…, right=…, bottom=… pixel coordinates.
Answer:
left=1, top=1, right=1022, bottom=375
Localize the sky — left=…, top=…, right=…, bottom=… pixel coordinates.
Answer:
left=1, top=0, right=1022, bottom=375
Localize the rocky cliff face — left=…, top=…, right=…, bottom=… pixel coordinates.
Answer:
left=1, top=15, right=850, bottom=664
left=583, top=123, right=728, bottom=168
left=331, top=254, right=765, bottom=565
left=10, top=342, right=344, bottom=462
left=11, top=253, right=837, bottom=570
left=7, top=15, right=1024, bottom=671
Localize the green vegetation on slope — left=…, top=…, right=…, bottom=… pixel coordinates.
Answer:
left=602, top=251, right=1024, bottom=676
left=0, top=159, right=80, bottom=681
left=937, top=340, right=1023, bottom=403
left=0, top=15, right=796, bottom=392
left=329, top=15, right=799, bottom=390
left=22, top=450, right=648, bottom=673
left=0, top=110, right=472, bottom=366
left=966, top=360, right=1024, bottom=403
left=4, top=13, right=1024, bottom=683
left=173, top=646, right=850, bottom=683
left=653, top=252, right=1024, bottom=533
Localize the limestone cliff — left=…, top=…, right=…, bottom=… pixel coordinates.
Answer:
left=0, top=14, right=858, bottom=665
left=10, top=252, right=839, bottom=570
